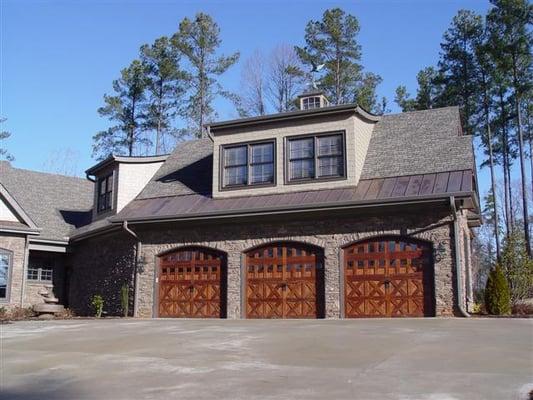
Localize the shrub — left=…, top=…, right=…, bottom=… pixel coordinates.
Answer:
left=120, top=283, right=129, bottom=317
left=91, top=295, right=104, bottom=318
left=484, top=264, right=511, bottom=315
left=499, top=229, right=533, bottom=305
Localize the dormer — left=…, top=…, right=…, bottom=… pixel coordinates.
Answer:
left=298, top=90, right=330, bottom=110
left=207, top=95, right=380, bottom=199
left=85, top=155, right=167, bottom=220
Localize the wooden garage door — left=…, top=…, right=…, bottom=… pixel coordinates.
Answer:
left=344, top=238, right=433, bottom=318
left=246, top=243, right=324, bottom=319
left=158, top=248, right=226, bottom=318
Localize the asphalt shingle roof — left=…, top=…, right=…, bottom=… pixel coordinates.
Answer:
left=360, top=106, right=474, bottom=179
left=0, top=161, right=93, bottom=241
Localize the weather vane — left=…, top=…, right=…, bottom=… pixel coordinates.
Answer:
left=310, top=61, right=325, bottom=90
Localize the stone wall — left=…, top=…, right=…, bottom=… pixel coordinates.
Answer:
left=68, top=231, right=136, bottom=316
left=0, top=232, right=26, bottom=309
left=130, top=208, right=457, bottom=318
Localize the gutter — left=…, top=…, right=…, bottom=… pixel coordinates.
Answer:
left=450, top=196, right=470, bottom=318
left=122, top=221, right=141, bottom=318
left=111, top=194, right=473, bottom=225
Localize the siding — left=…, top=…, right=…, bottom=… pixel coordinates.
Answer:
left=212, top=113, right=377, bottom=198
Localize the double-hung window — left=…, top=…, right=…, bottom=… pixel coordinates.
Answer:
left=97, top=174, right=113, bottom=213
left=222, top=141, right=275, bottom=188
left=288, top=133, right=345, bottom=182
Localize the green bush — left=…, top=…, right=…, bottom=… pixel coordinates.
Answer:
left=484, top=264, right=511, bottom=315
left=120, top=284, right=129, bottom=318
left=91, top=294, right=104, bottom=318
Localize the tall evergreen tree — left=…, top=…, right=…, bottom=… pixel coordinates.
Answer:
left=437, top=10, right=484, bottom=136
left=140, top=36, right=186, bottom=155
left=172, top=13, right=239, bottom=138
left=394, top=67, right=443, bottom=111
left=93, top=60, right=150, bottom=160
left=487, top=0, right=533, bottom=256
left=0, top=117, right=14, bottom=162
left=296, top=8, right=381, bottom=108
left=474, top=25, right=501, bottom=258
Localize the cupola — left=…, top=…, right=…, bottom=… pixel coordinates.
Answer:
left=297, top=89, right=330, bottom=110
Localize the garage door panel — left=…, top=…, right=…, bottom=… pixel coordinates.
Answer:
left=246, top=243, right=324, bottom=319
left=344, top=238, right=433, bottom=318
left=158, top=248, right=226, bottom=318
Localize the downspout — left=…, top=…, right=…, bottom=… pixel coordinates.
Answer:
left=20, top=235, right=30, bottom=307
left=122, top=221, right=141, bottom=317
left=450, top=196, right=470, bottom=317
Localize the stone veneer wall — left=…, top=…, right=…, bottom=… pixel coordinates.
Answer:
left=131, top=210, right=458, bottom=318
left=0, top=233, right=26, bottom=309
left=68, top=231, right=136, bottom=316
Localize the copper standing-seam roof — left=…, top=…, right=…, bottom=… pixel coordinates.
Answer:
left=110, top=170, right=474, bottom=223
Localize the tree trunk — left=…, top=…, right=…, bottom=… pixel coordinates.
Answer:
left=484, top=97, right=501, bottom=258
left=511, top=54, right=530, bottom=256
left=499, top=90, right=512, bottom=237
left=155, top=80, right=163, bottom=155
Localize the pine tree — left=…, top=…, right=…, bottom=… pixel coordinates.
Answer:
left=0, top=117, right=14, bottom=162
left=295, top=8, right=381, bottom=108
left=93, top=60, right=150, bottom=160
left=172, top=13, right=239, bottom=138
left=394, top=67, right=443, bottom=111
left=437, top=10, right=484, bottom=136
left=140, top=36, right=186, bottom=155
left=487, top=0, right=533, bottom=256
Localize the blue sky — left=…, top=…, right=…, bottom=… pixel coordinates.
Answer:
left=2, top=0, right=515, bottom=199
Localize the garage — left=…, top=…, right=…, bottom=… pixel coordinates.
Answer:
left=158, top=247, right=226, bottom=318
left=245, top=242, right=325, bottom=319
left=343, top=237, right=433, bottom=317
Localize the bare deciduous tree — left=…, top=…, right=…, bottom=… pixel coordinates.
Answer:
left=266, top=44, right=303, bottom=113
left=42, top=148, right=82, bottom=177
left=238, top=50, right=267, bottom=117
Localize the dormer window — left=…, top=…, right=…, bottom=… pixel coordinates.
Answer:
left=221, top=141, right=275, bottom=189
left=302, top=96, right=321, bottom=110
left=97, top=173, right=113, bottom=213
left=287, top=132, right=345, bottom=183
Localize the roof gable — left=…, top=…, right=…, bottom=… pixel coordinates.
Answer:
left=0, top=161, right=93, bottom=241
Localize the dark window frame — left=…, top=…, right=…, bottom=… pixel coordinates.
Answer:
left=219, top=139, right=277, bottom=191
left=97, top=173, right=114, bottom=213
left=0, top=248, right=13, bottom=302
left=284, top=130, right=347, bottom=185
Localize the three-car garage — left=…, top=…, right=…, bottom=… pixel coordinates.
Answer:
left=156, top=237, right=434, bottom=319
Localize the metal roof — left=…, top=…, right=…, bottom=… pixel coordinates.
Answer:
left=111, top=170, right=474, bottom=224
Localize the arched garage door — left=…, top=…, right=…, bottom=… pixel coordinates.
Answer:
left=245, top=242, right=325, bottom=319
left=343, top=237, right=433, bottom=318
left=158, top=247, right=226, bottom=318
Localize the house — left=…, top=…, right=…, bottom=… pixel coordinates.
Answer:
left=0, top=91, right=481, bottom=318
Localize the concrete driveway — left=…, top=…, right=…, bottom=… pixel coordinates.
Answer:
left=1, top=319, right=531, bottom=400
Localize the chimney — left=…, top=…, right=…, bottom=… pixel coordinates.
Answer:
left=297, top=89, right=330, bottom=110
